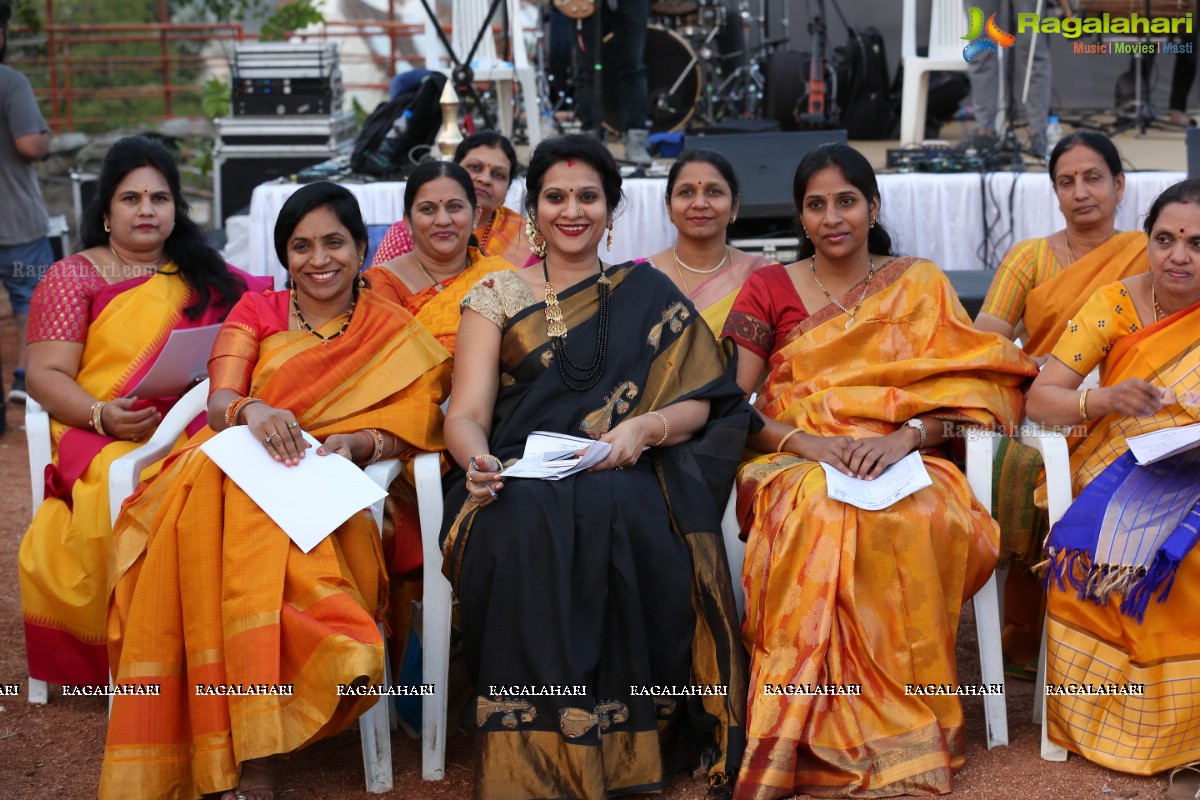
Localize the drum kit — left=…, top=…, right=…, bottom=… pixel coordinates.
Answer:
left=535, top=0, right=782, bottom=134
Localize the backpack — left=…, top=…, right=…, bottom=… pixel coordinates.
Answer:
left=350, top=70, right=448, bottom=177
left=833, top=27, right=892, bottom=140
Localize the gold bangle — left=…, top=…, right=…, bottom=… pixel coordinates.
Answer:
left=473, top=453, right=500, bottom=471
left=363, top=428, right=385, bottom=464
left=90, top=400, right=108, bottom=436
left=649, top=411, right=669, bottom=447
left=1078, top=388, right=1090, bottom=423
left=777, top=427, right=803, bottom=453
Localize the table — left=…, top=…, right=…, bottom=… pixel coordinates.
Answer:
left=227, top=171, right=1185, bottom=286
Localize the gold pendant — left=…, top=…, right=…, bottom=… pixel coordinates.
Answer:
left=844, top=318, right=854, bottom=330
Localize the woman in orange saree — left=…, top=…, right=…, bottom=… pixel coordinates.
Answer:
left=364, top=159, right=517, bottom=355
left=975, top=132, right=1146, bottom=677
left=100, top=183, right=450, bottom=800
left=1026, top=178, right=1200, bottom=778
left=19, top=136, right=266, bottom=689
left=371, top=131, right=537, bottom=269
left=722, top=144, right=1036, bottom=799
left=645, top=150, right=776, bottom=335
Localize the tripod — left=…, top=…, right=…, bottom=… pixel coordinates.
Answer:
left=415, top=0, right=502, bottom=131
left=1107, top=0, right=1192, bottom=136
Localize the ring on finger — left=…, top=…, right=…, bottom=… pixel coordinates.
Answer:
left=264, top=432, right=278, bottom=445
left=287, top=421, right=299, bottom=429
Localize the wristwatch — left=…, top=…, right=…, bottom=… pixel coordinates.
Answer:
left=904, top=418, right=927, bottom=450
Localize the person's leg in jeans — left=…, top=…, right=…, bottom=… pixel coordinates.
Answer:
left=573, top=11, right=602, bottom=133
left=609, top=0, right=650, bottom=133
left=0, top=236, right=51, bottom=402
left=965, top=0, right=1001, bottom=136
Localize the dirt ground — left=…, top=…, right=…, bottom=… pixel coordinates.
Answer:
left=0, top=313, right=1170, bottom=799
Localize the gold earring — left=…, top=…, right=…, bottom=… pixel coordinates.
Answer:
left=606, top=223, right=613, bottom=252
left=870, top=218, right=876, bottom=228
left=526, top=218, right=547, bottom=258
left=104, top=221, right=111, bottom=233
left=356, top=274, right=367, bottom=289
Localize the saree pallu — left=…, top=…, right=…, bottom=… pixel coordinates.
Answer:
left=442, top=262, right=751, bottom=800
left=674, top=252, right=775, bottom=336
left=364, top=249, right=517, bottom=356
left=99, top=291, right=450, bottom=800
left=736, top=258, right=1035, bottom=799
left=19, top=263, right=249, bottom=687
left=1042, top=298, right=1200, bottom=775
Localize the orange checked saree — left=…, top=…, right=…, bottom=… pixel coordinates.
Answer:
left=727, top=258, right=1035, bottom=798
left=99, top=290, right=449, bottom=800
left=19, top=256, right=265, bottom=687
left=1040, top=283, right=1200, bottom=775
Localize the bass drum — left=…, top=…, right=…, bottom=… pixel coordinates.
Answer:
left=603, top=25, right=701, bottom=134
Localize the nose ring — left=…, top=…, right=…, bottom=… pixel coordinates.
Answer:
left=576, top=208, right=584, bottom=218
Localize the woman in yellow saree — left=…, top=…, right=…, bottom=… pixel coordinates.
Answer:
left=19, top=136, right=267, bottom=689
left=1026, top=178, right=1200, bottom=779
left=100, top=182, right=450, bottom=800
left=646, top=149, right=775, bottom=335
left=975, top=131, right=1147, bottom=677
left=722, top=144, right=1036, bottom=798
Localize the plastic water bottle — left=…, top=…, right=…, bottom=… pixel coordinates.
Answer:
left=539, top=109, right=556, bottom=142
left=374, top=109, right=414, bottom=168
left=1044, top=116, right=1063, bottom=162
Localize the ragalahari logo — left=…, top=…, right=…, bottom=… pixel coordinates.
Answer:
left=962, top=7, right=1016, bottom=62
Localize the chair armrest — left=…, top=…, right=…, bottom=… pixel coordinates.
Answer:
left=1016, top=421, right=1073, bottom=528
left=26, top=396, right=52, bottom=514
left=364, top=458, right=404, bottom=531
left=108, top=379, right=211, bottom=528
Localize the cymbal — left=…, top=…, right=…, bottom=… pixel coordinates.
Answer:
left=652, top=0, right=699, bottom=15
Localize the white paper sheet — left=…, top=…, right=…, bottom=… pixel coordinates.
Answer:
left=499, top=431, right=612, bottom=480
left=820, top=451, right=933, bottom=511
left=125, top=324, right=223, bottom=398
left=1126, top=423, right=1200, bottom=466
left=200, top=426, right=386, bottom=553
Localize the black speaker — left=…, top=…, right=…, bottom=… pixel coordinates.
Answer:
left=214, top=152, right=331, bottom=226
left=684, top=129, right=849, bottom=234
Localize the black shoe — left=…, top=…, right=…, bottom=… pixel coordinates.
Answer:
left=8, top=372, right=26, bottom=404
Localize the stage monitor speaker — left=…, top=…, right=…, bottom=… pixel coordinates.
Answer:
left=1188, top=127, right=1200, bottom=177
left=684, top=130, right=848, bottom=222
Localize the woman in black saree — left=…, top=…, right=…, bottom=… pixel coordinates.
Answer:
left=442, top=134, right=752, bottom=800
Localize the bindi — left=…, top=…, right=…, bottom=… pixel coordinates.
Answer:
left=567, top=160, right=575, bottom=167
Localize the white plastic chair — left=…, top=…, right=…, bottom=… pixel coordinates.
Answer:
left=432, top=0, right=542, bottom=147
left=718, top=429, right=1010, bottom=750
left=1015, top=422, right=1072, bottom=762
left=414, top=450, right=452, bottom=780
left=28, top=378, right=399, bottom=792
left=899, top=0, right=970, bottom=145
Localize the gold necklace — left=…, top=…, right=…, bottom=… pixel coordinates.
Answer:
left=810, top=256, right=876, bottom=330
left=109, top=246, right=163, bottom=278
left=1152, top=284, right=1166, bottom=321
left=673, top=245, right=729, bottom=275
left=1063, top=233, right=1077, bottom=266
left=542, top=260, right=612, bottom=391
left=416, top=255, right=468, bottom=293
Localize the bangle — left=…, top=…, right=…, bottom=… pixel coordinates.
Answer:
left=363, top=428, right=385, bottom=464
left=473, top=453, right=500, bottom=472
left=649, top=411, right=669, bottom=447
left=90, top=401, right=108, bottom=436
left=777, top=427, right=803, bottom=454
left=224, top=396, right=263, bottom=428
left=1078, top=388, right=1091, bottom=423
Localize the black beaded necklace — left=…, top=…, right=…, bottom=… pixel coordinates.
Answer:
left=542, top=260, right=612, bottom=391
left=291, top=288, right=355, bottom=345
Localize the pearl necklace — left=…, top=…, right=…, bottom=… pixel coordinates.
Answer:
left=810, top=256, right=876, bottom=330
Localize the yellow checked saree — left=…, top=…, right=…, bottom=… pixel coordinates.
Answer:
left=730, top=258, right=1035, bottom=798
left=20, top=256, right=262, bottom=687
left=99, top=290, right=450, bottom=800
left=1041, top=283, right=1200, bottom=775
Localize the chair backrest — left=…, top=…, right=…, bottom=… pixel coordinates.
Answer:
left=450, top=0, right=501, bottom=68
left=902, top=0, right=968, bottom=61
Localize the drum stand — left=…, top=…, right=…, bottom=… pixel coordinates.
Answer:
left=416, top=0, right=502, bottom=131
